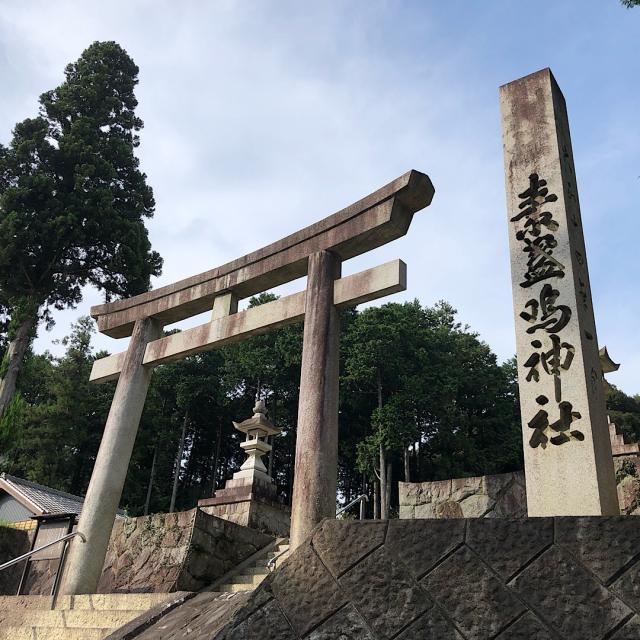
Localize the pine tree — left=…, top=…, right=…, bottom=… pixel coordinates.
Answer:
left=0, top=41, right=162, bottom=420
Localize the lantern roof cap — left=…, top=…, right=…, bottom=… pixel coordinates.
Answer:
left=233, top=399, right=282, bottom=437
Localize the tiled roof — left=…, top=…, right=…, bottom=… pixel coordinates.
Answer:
left=0, top=473, right=84, bottom=515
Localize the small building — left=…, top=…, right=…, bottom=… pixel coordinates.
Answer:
left=0, top=473, right=84, bottom=527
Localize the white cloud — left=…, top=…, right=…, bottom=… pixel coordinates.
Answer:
left=1, top=0, right=638, bottom=394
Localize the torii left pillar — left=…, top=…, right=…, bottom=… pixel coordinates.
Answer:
left=59, top=317, right=162, bottom=594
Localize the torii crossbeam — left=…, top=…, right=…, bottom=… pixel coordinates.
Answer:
left=60, top=169, right=435, bottom=595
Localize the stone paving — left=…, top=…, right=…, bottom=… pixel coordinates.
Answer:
left=108, top=517, right=640, bottom=639
left=211, top=517, right=640, bottom=639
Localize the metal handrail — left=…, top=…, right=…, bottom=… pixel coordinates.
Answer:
left=267, top=546, right=289, bottom=572
left=336, top=494, right=368, bottom=518
left=266, top=495, right=370, bottom=573
left=0, top=531, right=86, bottom=572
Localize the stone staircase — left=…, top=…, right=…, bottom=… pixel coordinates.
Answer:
left=217, top=538, right=289, bottom=593
left=0, top=593, right=172, bottom=639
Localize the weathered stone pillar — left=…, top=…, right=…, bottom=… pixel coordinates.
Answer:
left=59, top=317, right=162, bottom=594
left=290, top=250, right=341, bottom=549
left=500, top=68, right=619, bottom=516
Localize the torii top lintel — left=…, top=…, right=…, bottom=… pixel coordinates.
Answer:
left=90, top=169, right=434, bottom=338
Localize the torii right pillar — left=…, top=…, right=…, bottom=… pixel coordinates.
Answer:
left=500, top=68, right=619, bottom=516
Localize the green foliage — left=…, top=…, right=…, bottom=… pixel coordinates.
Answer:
left=616, top=459, right=637, bottom=483
left=346, top=301, right=522, bottom=483
left=606, top=384, right=640, bottom=443
left=0, top=41, right=161, bottom=314
left=0, top=393, right=26, bottom=454
left=2, top=298, right=529, bottom=516
left=3, top=317, right=113, bottom=488
left=0, top=41, right=161, bottom=420
left=621, top=0, right=640, bottom=7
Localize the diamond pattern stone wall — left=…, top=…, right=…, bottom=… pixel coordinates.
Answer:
left=214, top=517, right=640, bottom=640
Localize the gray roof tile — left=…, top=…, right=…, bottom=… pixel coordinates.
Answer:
left=0, top=473, right=84, bottom=515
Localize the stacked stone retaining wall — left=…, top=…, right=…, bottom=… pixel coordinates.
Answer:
left=399, top=471, right=527, bottom=520
left=401, top=468, right=640, bottom=520
left=98, top=508, right=273, bottom=593
left=17, top=508, right=273, bottom=595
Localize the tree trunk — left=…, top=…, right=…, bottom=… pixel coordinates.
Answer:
left=0, top=311, right=37, bottom=420
left=169, top=411, right=188, bottom=513
left=376, top=366, right=389, bottom=519
left=222, top=455, right=229, bottom=487
left=144, top=447, right=158, bottom=515
left=209, top=420, right=222, bottom=496
left=386, top=461, right=392, bottom=518
left=404, top=447, right=411, bottom=483
left=379, top=443, right=388, bottom=519
left=373, top=478, right=380, bottom=519
left=268, top=391, right=277, bottom=478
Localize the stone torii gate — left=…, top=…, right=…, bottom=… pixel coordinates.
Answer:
left=59, top=170, right=435, bottom=595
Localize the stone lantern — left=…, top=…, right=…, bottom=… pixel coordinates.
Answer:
left=232, top=399, right=281, bottom=482
left=198, top=399, right=290, bottom=537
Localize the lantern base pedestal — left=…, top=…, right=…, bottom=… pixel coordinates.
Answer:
left=198, top=473, right=290, bottom=537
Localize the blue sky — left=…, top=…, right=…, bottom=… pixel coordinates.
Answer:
left=1, top=1, right=638, bottom=393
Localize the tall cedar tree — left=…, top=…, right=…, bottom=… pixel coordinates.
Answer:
left=0, top=41, right=162, bottom=420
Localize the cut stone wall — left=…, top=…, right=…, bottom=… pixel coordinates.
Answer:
left=401, top=467, right=640, bottom=520
left=0, top=525, right=29, bottom=595
left=199, top=474, right=291, bottom=538
left=98, top=508, right=273, bottom=594
left=203, top=517, right=640, bottom=640
left=200, top=500, right=290, bottom=538
left=399, top=471, right=527, bottom=520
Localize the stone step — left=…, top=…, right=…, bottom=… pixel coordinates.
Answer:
left=0, top=593, right=171, bottom=611
left=230, top=574, right=266, bottom=587
left=217, top=582, right=256, bottom=593
left=0, top=608, right=141, bottom=629
left=215, top=540, right=290, bottom=594
left=239, top=566, right=271, bottom=576
left=0, top=626, right=110, bottom=640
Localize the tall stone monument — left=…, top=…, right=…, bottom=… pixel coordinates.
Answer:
left=500, top=68, right=619, bottom=516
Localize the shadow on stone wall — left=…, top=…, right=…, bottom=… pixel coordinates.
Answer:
left=0, top=526, right=29, bottom=595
